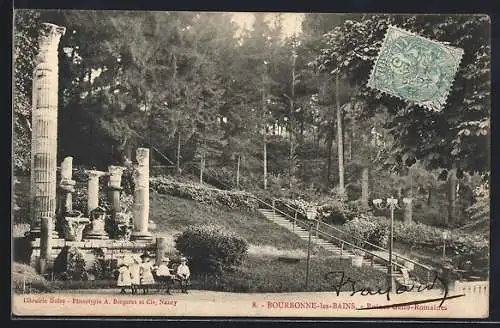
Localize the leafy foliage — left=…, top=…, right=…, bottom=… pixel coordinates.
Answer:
left=150, top=176, right=259, bottom=210
left=53, top=246, right=88, bottom=281
left=313, top=14, right=490, bottom=173
left=342, top=216, right=389, bottom=249
left=175, top=223, right=248, bottom=276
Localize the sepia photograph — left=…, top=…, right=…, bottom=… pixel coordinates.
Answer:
left=11, top=10, right=490, bottom=318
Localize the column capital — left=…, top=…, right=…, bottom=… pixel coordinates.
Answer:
left=136, top=148, right=150, bottom=166
left=37, top=23, right=66, bottom=65
left=87, top=170, right=106, bottom=180
left=40, top=23, right=66, bottom=35
left=108, top=165, right=125, bottom=188
left=59, top=179, right=76, bottom=192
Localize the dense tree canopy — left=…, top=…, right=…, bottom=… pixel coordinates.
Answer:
left=13, top=11, right=490, bottom=228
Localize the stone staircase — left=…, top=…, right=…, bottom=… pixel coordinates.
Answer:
left=258, top=208, right=401, bottom=278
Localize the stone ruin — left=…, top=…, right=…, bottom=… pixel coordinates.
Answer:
left=26, top=23, right=167, bottom=275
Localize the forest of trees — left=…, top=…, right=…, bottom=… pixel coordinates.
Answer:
left=13, top=11, right=490, bottom=229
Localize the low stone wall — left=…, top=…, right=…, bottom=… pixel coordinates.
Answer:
left=29, top=238, right=156, bottom=271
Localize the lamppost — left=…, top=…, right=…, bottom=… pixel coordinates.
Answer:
left=372, top=196, right=410, bottom=291
left=304, top=206, right=317, bottom=290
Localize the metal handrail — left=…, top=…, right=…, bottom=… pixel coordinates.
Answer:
left=313, top=226, right=407, bottom=271
left=270, top=197, right=434, bottom=272
left=252, top=196, right=405, bottom=269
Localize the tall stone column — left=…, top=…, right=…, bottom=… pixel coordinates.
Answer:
left=85, top=170, right=109, bottom=240
left=131, top=148, right=153, bottom=241
left=30, top=23, right=66, bottom=237
left=108, top=166, right=125, bottom=221
left=87, top=170, right=106, bottom=215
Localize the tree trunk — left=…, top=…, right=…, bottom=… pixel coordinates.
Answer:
left=347, top=123, right=353, bottom=161
left=289, top=54, right=296, bottom=190
left=405, top=189, right=413, bottom=223
left=335, top=74, right=346, bottom=200
left=326, top=129, right=334, bottom=188
left=176, top=132, right=181, bottom=175
left=361, top=167, right=369, bottom=208
left=447, top=163, right=458, bottom=226
left=262, top=66, right=268, bottom=190
left=199, top=152, right=205, bottom=184
left=289, top=105, right=294, bottom=190
left=263, top=137, right=268, bottom=190
left=236, top=154, right=241, bottom=189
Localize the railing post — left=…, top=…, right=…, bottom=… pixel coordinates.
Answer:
left=371, top=256, right=374, bottom=267
left=427, top=270, right=430, bottom=285
left=340, top=242, right=343, bottom=256
left=293, top=210, right=297, bottom=232
left=272, top=199, right=276, bottom=219
left=315, top=220, right=319, bottom=239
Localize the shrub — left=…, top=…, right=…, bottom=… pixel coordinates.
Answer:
left=13, top=236, right=32, bottom=263
left=13, top=176, right=31, bottom=224
left=342, top=216, right=389, bottom=250
left=150, top=176, right=259, bottom=210
left=175, top=223, right=248, bottom=276
left=53, top=246, right=88, bottom=281
left=12, top=262, right=50, bottom=294
left=373, top=216, right=489, bottom=274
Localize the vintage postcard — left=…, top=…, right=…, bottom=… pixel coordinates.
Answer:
left=12, top=10, right=490, bottom=319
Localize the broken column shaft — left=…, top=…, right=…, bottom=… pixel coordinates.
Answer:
left=131, top=148, right=152, bottom=241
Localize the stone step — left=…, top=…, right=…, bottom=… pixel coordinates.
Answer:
left=259, top=209, right=420, bottom=280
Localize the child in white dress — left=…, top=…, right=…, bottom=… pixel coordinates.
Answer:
left=139, top=252, right=155, bottom=294
left=117, top=264, right=132, bottom=294
left=129, top=255, right=141, bottom=295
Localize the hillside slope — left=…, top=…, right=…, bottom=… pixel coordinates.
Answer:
left=149, top=192, right=321, bottom=257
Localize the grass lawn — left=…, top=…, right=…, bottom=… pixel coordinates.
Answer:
left=150, top=192, right=324, bottom=255
left=19, top=254, right=388, bottom=294
left=202, top=254, right=388, bottom=293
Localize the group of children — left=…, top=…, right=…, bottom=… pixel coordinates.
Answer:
left=116, top=252, right=191, bottom=295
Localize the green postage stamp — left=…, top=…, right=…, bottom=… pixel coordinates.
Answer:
left=367, top=25, right=464, bottom=111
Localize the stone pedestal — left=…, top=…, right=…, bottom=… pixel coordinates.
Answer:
left=63, top=213, right=90, bottom=242
left=29, top=23, right=66, bottom=238
left=85, top=207, right=109, bottom=240
left=57, top=157, right=76, bottom=238
left=131, top=148, right=153, bottom=242
left=87, top=170, right=106, bottom=215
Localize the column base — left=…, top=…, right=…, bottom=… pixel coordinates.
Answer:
left=28, top=228, right=61, bottom=240
left=130, top=231, right=153, bottom=242
left=84, top=231, right=110, bottom=240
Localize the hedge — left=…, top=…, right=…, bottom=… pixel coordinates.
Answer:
left=150, top=176, right=259, bottom=210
